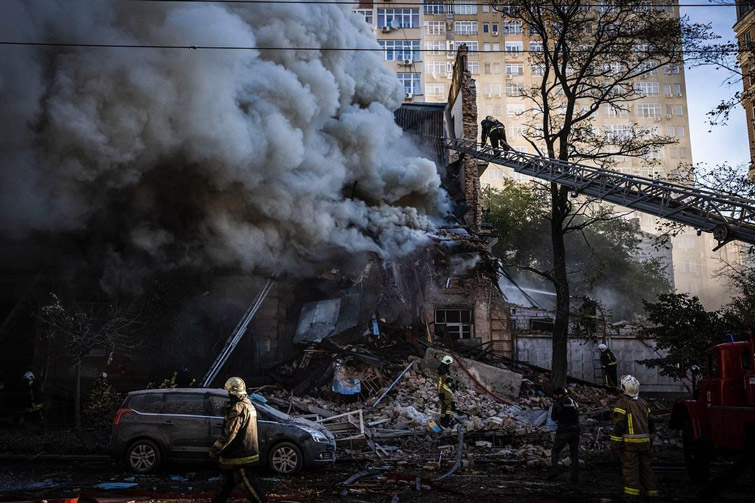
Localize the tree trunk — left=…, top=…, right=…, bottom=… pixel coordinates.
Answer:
left=550, top=184, right=570, bottom=390
left=74, top=362, right=81, bottom=430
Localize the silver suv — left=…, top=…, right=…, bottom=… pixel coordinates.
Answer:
left=108, top=388, right=336, bottom=475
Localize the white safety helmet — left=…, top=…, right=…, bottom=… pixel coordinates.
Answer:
left=621, top=375, right=640, bottom=399
left=598, top=343, right=608, bottom=351
left=441, top=355, right=454, bottom=365
left=23, top=371, right=35, bottom=381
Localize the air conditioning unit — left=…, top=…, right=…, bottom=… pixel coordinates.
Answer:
left=675, top=93, right=682, bottom=97
left=381, top=26, right=391, bottom=33
left=485, top=93, right=493, bottom=97
left=401, top=59, right=413, bottom=65
left=492, top=31, right=499, bottom=36
left=405, top=92, right=413, bottom=99
left=505, top=74, right=513, bottom=79
left=446, top=13, right=454, bottom=20
left=666, top=114, right=672, bottom=119
left=654, top=116, right=662, bottom=122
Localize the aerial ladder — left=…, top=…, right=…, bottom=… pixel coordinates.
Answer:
left=445, top=138, right=755, bottom=250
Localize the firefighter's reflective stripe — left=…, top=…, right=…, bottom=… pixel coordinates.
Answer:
left=610, top=435, right=624, bottom=442
left=489, top=124, right=505, bottom=133
left=606, top=361, right=617, bottom=366
left=628, top=413, right=634, bottom=435
left=623, top=434, right=650, bottom=443
left=625, top=487, right=640, bottom=496
left=613, top=407, right=626, bottom=415
left=648, top=490, right=659, bottom=497
left=437, top=376, right=453, bottom=396
left=219, top=454, right=260, bottom=467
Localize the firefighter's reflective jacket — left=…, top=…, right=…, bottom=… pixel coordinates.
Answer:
left=610, top=395, right=654, bottom=451
left=481, top=120, right=506, bottom=145
left=437, top=373, right=455, bottom=404
left=211, top=396, right=260, bottom=468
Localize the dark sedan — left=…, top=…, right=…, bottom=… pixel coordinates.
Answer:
left=108, top=388, right=336, bottom=474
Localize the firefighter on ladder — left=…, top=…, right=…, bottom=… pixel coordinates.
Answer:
left=481, top=116, right=510, bottom=152
left=598, top=343, right=618, bottom=388
left=610, top=375, right=658, bottom=501
left=436, top=355, right=456, bottom=428
left=210, top=377, right=266, bottom=503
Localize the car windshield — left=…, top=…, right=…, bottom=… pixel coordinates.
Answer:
left=254, top=402, right=291, bottom=422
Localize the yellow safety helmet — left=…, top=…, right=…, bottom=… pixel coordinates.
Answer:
left=224, top=377, right=247, bottom=398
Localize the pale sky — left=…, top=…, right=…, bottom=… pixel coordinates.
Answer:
left=681, top=1, right=750, bottom=169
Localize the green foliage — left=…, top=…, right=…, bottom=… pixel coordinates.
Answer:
left=638, top=293, right=725, bottom=378
left=487, top=181, right=671, bottom=319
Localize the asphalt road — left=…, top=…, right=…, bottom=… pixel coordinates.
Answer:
left=0, top=448, right=753, bottom=503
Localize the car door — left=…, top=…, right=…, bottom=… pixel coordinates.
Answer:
left=162, top=392, right=212, bottom=459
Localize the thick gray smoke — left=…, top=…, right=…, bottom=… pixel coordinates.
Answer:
left=0, top=1, right=444, bottom=289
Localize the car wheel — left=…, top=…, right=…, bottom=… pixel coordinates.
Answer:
left=268, top=441, right=303, bottom=475
left=126, top=439, right=162, bottom=474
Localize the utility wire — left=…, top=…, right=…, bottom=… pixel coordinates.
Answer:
left=116, top=0, right=737, bottom=7
left=0, top=41, right=741, bottom=54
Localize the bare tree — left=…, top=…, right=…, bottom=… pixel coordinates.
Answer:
left=37, top=293, right=142, bottom=428
left=490, top=0, right=709, bottom=387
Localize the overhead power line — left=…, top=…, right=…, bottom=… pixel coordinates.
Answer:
left=118, top=0, right=737, bottom=7
left=0, top=40, right=741, bottom=54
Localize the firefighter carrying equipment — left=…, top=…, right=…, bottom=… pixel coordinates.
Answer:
left=224, top=377, right=248, bottom=398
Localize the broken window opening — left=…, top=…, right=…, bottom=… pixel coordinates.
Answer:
left=435, top=309, right=474, bottom=340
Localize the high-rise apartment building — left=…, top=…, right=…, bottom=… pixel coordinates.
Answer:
left=357, top=1, right=736, bottom=308
left=734, top=1, right=755, bottom=174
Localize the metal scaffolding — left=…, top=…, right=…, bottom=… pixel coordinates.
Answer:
left=445, top=138, right=755, bottom=249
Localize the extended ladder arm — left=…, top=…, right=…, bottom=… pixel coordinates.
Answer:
left=446, top=138, right=755, bottom=249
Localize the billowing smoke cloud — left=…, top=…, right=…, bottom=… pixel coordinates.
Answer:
left=0, top=0, right=444, bottom=290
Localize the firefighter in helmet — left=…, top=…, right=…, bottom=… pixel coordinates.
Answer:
left=22, top=371, right=44, bottom=424
left=436, top=355, right=456, bottom=428
left=210, top=377, right=266, bottom=503
left=610, top=375, right=658, bottom=500
left=480, top=116, right=510, bottom=151
left=598, top=343, right=618, bottom=388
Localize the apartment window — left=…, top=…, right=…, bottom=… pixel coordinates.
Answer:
left=746, top=31, right=752, bottom=47
left=484, top=43, right=491, bottom=52
left=354, top=9, right=373, bottom=25
left=397, top=73, right=421, bottom=94
left=487, top=169, right=494, bottom=180
left=673, top=83, right=682, bottom=96
left=483, top=23, right=489, bottom=33
left=635, top=82, right=659, bottom=97
left=454, top=41, right=478, bottom=52
left=530, top=41, right=544, bottom=53
left=510, top=124, right=526, bottom=137
left=494, top=105, right=502, bottom=115
left=505, top=42, right=524, bottom=54
left=468, top=61, right=479, bottom=74
left=503, top=21, right=523, bottom=35
left=506, top=81, right=525, bottom=96
left=484, top=63, right=491, bottom=74
left=377, top=9, right=419, bottom=28
left=636, top=103, right=661, bottom=117
left=426, top=61, right=449, bottom=75
left=637, top=61, right=658, bottom=76
left=493, top=63, right=501, bottom=74
left=531, top=63, right=545, bottom=76
left=667, top=126, right=675, bottom=137
left=663, top=64, right=681, bottom=74
left=482, top=4, right=489, bottom=13
left=435, top=309, right=473, bottom=339
left=506, top=63, right=524, bottom=76
left=507, top=104, right=525, bottom=117
left=606, top=124, right=633, bottom=141
left=497, top=169, right=505, bottom=179
left=492, top=43, right=500, bottom=51
left=485, top=105, right=493, bottom=116
left=674, top=104, right=684, bottom=116
left=425, top=21, right=445, bottom=35
left=601, top=62, right=622, bottom=74
left=426, top=41, right=445, bottom=55
left=676, top=126, right=685, bottom=137
left=455, top=21, right=478, bottom=35
left=484, top=83, right=502, bottom=96
left=379, top=40, right=420, bottom=61
left=423, top=2, right=444, bottom=15
left=426, top=83, right=446, bottom=96
left=454, top=1, right=477, bottom=15
left=663, top=84, right=672, bottom=98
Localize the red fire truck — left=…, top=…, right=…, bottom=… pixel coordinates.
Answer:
left=669, top=336, right=755, bottom=480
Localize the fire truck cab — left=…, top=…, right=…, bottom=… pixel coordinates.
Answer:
left=670, top=336, right=755, bottom=480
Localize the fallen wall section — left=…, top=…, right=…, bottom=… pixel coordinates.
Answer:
left=421, top=347, right=522, bottom=401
